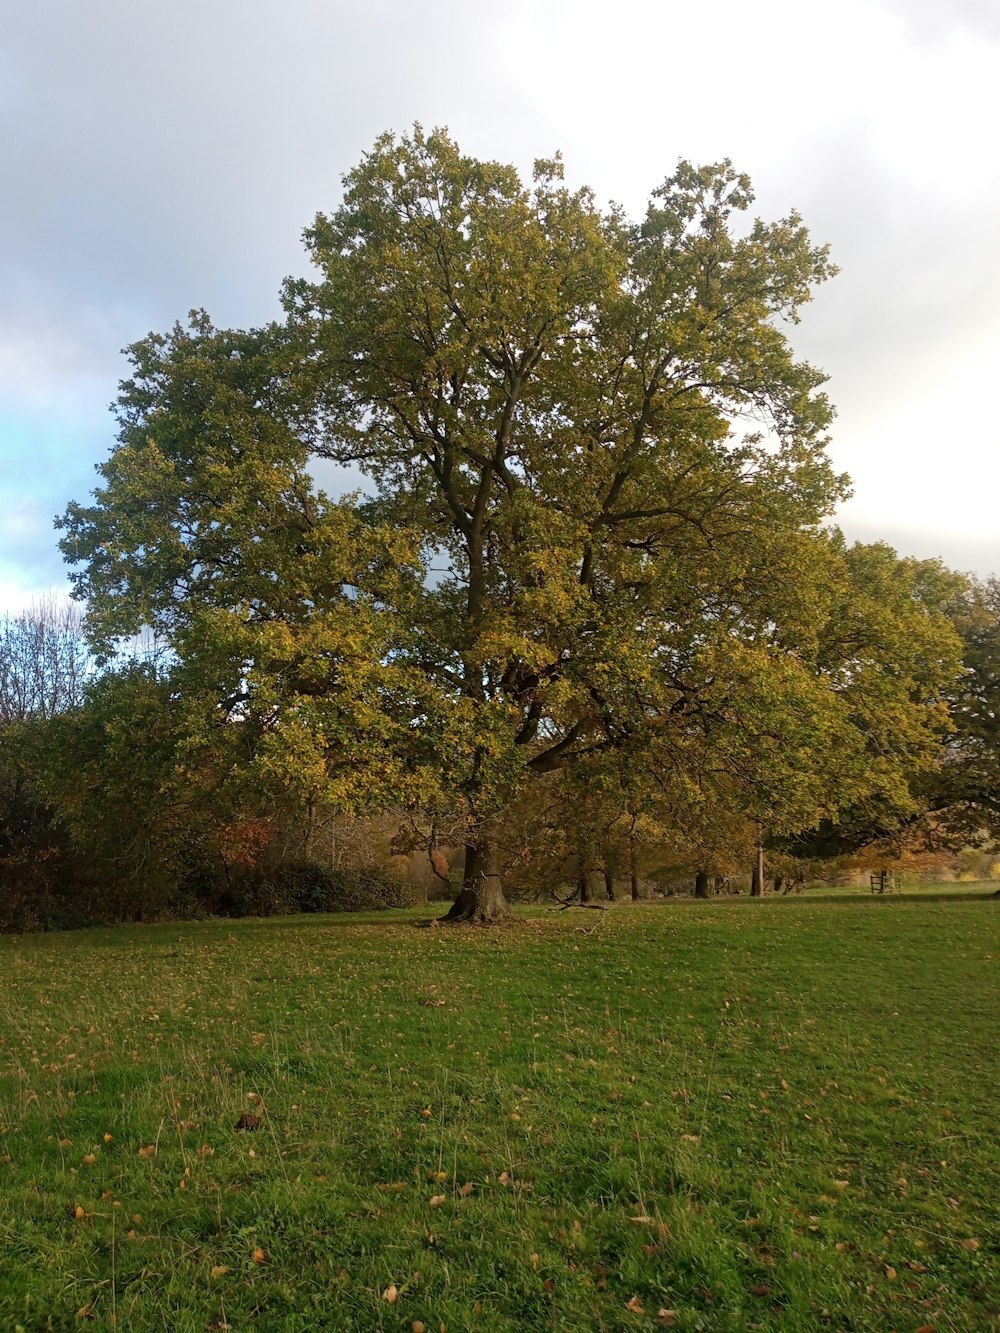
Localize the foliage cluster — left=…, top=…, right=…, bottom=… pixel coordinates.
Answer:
left=217, top=862, right=415, bottom=918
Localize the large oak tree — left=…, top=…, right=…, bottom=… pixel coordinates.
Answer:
left=60, top=128, right=954, bottom=921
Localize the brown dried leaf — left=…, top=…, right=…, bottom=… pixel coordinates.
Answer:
left=961, top=1238, right=980, bottom=1251
left=251, top=1247, right=267, bottom=1264
left=137, top=1145, right=156, bottom=1159
left=383, top=1284, right=398, bottom=1303
left=625, top=1295, right=645, bottom=1314
left=458, top=1182, right=474, bottom=1198
left=429, top=1194, right=446, bottom=1207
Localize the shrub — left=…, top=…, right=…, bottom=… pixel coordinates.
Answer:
left=285, top=862, right=414, bottom=913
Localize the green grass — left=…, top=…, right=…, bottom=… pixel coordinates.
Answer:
left=0, top=893, right=997, bottom=1332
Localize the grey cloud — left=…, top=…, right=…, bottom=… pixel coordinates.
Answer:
left=878, top=0, right=1000, bottom=41
left=2, top=1, right=523, bottom=334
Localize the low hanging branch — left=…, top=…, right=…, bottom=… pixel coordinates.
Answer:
left=551, top=891, right=612, bottom=912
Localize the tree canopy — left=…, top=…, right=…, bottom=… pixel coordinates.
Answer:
left=56, top=128, right=962, bottom=921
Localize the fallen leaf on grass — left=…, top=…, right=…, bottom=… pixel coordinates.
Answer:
left=378, top=1181, right=407, bottom=1193
left=137, top=1145, right=156, bottom=1159
left=429, top=1195, right=446, bottom=1207
left=630, top=1215, right=655, bottom=1224
left=81, top=1154, right=96, bottom=1166
left=458, top=1182, right=474, bottom=1198
left=412, top=1323, right=426, bottom=1333
left=73, top=1205, right=87, bottom=1220
left=234, top=1114, right=260, bottom=1131
left=625, top=1296, right=645, bottom=1314
left=383, top=1284, right=399, bottom=1303
left=658, top=1313, right=677, bottom=1328
left=961, top=1238, right=980, bottom=1251
left=885, top=1265, right=897, bottom=1280
left=210, top=1265, right=229, bottom=1278
left=251, top=1247, right=267, bottom=1264
left=916, top=1325, right=936, bottom=1333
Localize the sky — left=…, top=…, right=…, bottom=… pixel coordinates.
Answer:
left=2, top=0, right=999, bottom=613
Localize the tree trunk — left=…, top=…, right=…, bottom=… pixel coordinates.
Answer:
left=602, top=865, right=616, bottom=902
left=578, top=865, right=598, bottom=903
left=694, top=869, right=711, bottom=899
left=443, top=840, right=511, bottom=923
left=751, top=844, right=765, bottom=897
left=629, top=839, right=640, bottom=901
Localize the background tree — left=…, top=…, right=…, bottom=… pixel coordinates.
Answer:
left=0, top=600, right=94, bottom=928
left=781, top=544, right=964, bottom=862
left=917, top=574, right=1000, bottom=846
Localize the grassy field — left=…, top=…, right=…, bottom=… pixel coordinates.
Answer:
left=0, top=891, right=997, bottom=1332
